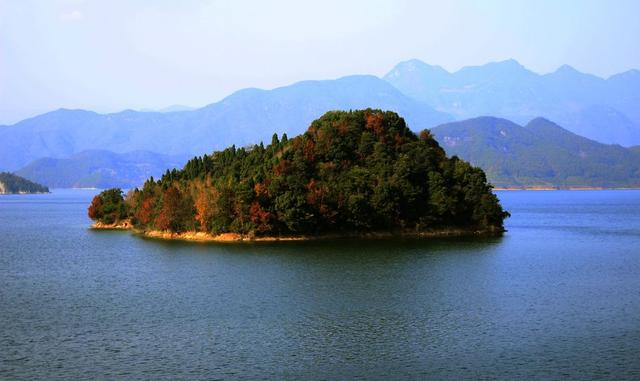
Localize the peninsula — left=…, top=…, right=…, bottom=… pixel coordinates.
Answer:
left=0, top=172, right=49, bottom=194
left=88, top=109, right=509, bottom=241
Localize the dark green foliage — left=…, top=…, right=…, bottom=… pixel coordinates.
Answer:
left=92, top=110, right=508, bottom=235
left=0, top=172, right=49, bottom=194
left=88, top=188, right=127, bottom=224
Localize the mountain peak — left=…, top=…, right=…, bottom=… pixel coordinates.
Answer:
left=496, top=58, right=524, bottom=67
left=525, top=117, right=575, bottom=136
left=607, top=69, right=640, bottom=82
left=554, top=64, right=580, bottom=74
left=400, top=59, right=447, bottom=72
left=527, top=116, right=556, bottom=126
left=384, top=59, right=449, bottom=80
left=455, top=58, right=533, bottom=77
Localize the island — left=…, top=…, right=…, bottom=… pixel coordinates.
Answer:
left=87, top=109, right=509, bottom=241
left=0, top=172, right=49, bottom=194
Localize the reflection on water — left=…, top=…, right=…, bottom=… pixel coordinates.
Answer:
left=1, top=189, right=639, bottom=379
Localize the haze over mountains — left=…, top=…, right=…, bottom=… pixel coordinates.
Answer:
left=15, top=150, right=188, bottom=189
left=0, top=75, right=450, bottom=171
left=138, top=105, right=196, bottom=113
left=2, top=59, right=639, bottom=188
left=385, top=59, right=640, bottom=145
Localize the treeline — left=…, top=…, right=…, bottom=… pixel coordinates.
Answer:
left=88, top=109, right=509, bottom=236
left=0, top=172, right=49, bottom=194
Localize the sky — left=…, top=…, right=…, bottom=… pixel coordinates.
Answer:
left=1, top=0, right=639, bottom=124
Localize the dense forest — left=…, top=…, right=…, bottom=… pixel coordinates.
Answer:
left=0, top=172, right=49, bottom=194
left=88, top=110, right=509, bottom=237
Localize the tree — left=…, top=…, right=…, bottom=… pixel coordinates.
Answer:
left=136, top=196, right=154, bottom=226
left=155, top=186, right=194, bottom=232
left=194, top=186, right=216, bottom=232
left=87, top=188, right=126, bottom=224
left=88, top=195, right=103, bottom=220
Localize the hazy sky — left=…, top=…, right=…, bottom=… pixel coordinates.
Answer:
left=2, top=0, right=639, bottom=124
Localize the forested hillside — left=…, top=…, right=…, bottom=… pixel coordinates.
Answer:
left=88, top=110, right=508, bottom=237
left=0, top=173, right=49, bottom=194
left=431, top=117, right=640, bottom=188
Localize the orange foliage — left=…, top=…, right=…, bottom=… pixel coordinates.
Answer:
left=136, top=197, right=154, bottom=225
left=87, top=195, right=102, bottom=220
left=305, top=178, right=325, bottom=206
left=364, top=111, right=385, bottom=136
left=194, top=188, right=210, bottom=231
left=249, top=201, right=271, bottom=232
left=419, top=130, right=433, bottom=141
left=273, top=159, right=290, bottom=176
left=303, top=138, right=316, bottom=163
left=254, top=182, right=269, bottom=198
left=155, top=187, right=180, bottom=230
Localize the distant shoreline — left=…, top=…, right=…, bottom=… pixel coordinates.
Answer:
left=50, top=186, right=640, bottom=192
left=0, top=191, right=50, bottom=195
left=493, top=187, right=640, bottom=191
left=91, top=221, right=503, bottom=243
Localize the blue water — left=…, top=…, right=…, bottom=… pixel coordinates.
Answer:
left=1, top=190, right=639, bottom=380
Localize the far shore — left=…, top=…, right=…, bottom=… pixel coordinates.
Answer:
left=0, top=191, right=50, bottom=195
left=493, top=186, right=640, bottom=191
left=90, top=221, right=503, bottom=243
left=50, top=186, right=640, bottom=192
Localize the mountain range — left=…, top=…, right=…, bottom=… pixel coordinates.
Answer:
left=15, top=150, right=188, bottom=189
left=138, top=105, right=196, bottom=113
left=384, top=59, right=640, bottom=145
left=0, top=75, right=450, bottom=171
left=2, top=59, right=639, bottom=189
left=13, top=116, right=640, bottom=190
left=431, top=117, right=640, bottom=188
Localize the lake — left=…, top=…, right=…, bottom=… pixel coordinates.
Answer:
left=1, top=189, right=639, bottom=380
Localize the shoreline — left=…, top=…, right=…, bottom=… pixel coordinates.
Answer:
left=91, top=221, right=503, bottom=243
left=91, top=220, right=134, bottom=230
left=493, top=187, right=640, bottom=191
left=0, top=191, right=50, bottom=195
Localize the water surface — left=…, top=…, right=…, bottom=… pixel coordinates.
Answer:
left=1, top=190, right=639, bottom=379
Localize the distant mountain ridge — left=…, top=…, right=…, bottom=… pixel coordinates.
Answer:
left=0, top=75, right=451, bottom=171
left=139, top=105, right=196, bottom=113
left=431, top=117, right=640, bottom=189
left=2, top=59, right=639, bottom=174
left=384, top=59, right=640, bottom=146
left=14, top=117, right=640, bottom=190
left=15, top=150, right=188, bottom=189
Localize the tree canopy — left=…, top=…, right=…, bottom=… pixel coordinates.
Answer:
left=88, top=109, right=509, bottom=236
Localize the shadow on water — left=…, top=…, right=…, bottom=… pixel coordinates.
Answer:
left=129, top=231, right=505, bottom=259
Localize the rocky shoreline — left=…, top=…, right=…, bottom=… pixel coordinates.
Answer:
left=90, top=220, right=133, bottom=230
left=91, top=220, right=503, bottom=243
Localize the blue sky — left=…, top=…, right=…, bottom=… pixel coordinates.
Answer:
left=1, top=0, right=639, bottom=124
